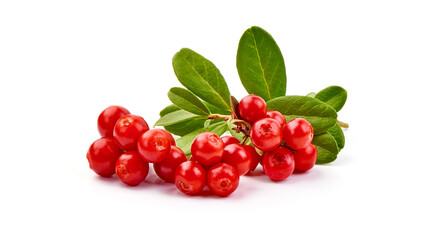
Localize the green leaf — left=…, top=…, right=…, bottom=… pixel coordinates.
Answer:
left=176, top=122, right=228, bottom=155
left=159, top=104, right=223, bottom=136
left=159, top=104, right=180, bottom=117
left=155, top=110, right=204, bottom=127
left=315, top=86, right=347, bottom=112
left=312, top=132, right=339, bottom=164
left=328, top=124, right=345, bottom=151
left=164, top=119, right=207, bottom=137
left=227, top=123, right=245, bottom=142
left=267, top=96, right=337, bottom=134
left=172, top=48, right=231, bottom=110
left=168, top=87, right=210, bottom=116
left=204, top=119, right=212, bottom=128
left=306, top=92, right=317, bottom=98
left=236, top=26, right=286, bottom=101
left=204, top=101, right=231, bottom=115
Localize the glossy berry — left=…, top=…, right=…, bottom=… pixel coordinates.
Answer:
left=115, top=151, right=149, bottom=186
left=175, top=161, right=206, bottom=195
left=189, top=156, right=210, bottom=172
left=266, top=111, right=286, bottom=128
left=292, top=144, right=317, bottom=173
left=284, top=118, right=314, bottom=150
left=262, top=147, right=295, bottom=181
left=251, top=118, right=283, bottom=151
left=97, top=105, right=130, bottom=137
left=238, top=94, right=267, bottom=123
left=221, top=136, right=240, bottom=146
left=243, top=145, right=261, bottom=172
left=222, top=143, right=251, bottom=176
left=207, top=163, right=239, bottom=197
left=137, top=129, right=171, bottom=163
left=87, top=137, right=123, bottom=177
left=163, top=130, right=176, bottom=146
left=113, top=114, right=149, bottom=151
left=154, top=146, right=187, bottom=183
left=191, top=132, right=224, bottom=166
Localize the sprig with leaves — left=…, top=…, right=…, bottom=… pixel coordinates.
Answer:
left=155, top=26, right=348, bottom=164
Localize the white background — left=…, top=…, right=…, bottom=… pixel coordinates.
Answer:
left=1, top=1, right=440, bottom=239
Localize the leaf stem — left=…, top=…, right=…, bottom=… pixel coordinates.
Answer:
left=338, top=120, right=349, bottom=128
left=207, top=114, right=231, bottom=121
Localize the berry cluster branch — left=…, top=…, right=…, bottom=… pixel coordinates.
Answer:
left=207, top=114, right=231, bottom=121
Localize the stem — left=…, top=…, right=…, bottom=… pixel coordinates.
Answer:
left=338, top=120, right=349, bottom=128
left=207, top=114, right=231, bottom=121
left=240, top=136, right=249, bottom=145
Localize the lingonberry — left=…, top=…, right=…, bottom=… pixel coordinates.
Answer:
left=113, top=114, right=149, bottom=151
left=87, top=137, right=123, bottom=177
left=153, top=146, right=187, bottom=183
left=175, top=161, right=206, bottom=195
left=97, top=105, right=130, bottom=137
left=137, top=129, right=171, bottom=163
left=292, top=144, right=317, bottom=173
left=243, top=145, right=261, bottom=172
left=284, top=118, right=314, bottom=150
left=191, top=132, right=224, bottom=166
left=115, top=151, right=149, bottom=186
left=207, top=163, right=239, bottom=197
left=163, top=130, right=176, bottom=146
left=221, top=136, right=240, bottom=146
left=222, top=143, right=251, bottom=176
left=251, top=118, right=283, bottom=151
left=238, top=94, right=267, bottom=123
left=266, top=110, right=286, bottom=128
left=262, top=147, right=295, bottom=181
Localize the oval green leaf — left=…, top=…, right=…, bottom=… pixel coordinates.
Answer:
left=154, top=110, right=204, bottom=127
left=267, top=95, right=337, bottom=134
left=168, top=87, right=210, bottom=116
left=204, top=100, right=231, bottom=115
left=172, top=48, right=231, bottom=110
left=315, top=86, right=347, bottom=112
left=159, top=104, right=221, bottom=136
left=159, top=104, right=180, bottom=117
left=164, top=119, right=207, bottom=137
left=236, top=26, right=286, bottom=101
left=176, top=122, right=228, bottom=155
left=328, top=124, right=345, bottom=151
left=312, top=132, right=339, bottom=164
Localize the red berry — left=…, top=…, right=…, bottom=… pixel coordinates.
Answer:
left=222, top=143, right=251, bottom=176
left=153, top=146, right=187, bottom=183
left=207, top=163, right=239, bottom=197
left=113, top=114, right=149, bottom=151
left=243, top=145, right=261, bottom=172
left=293, top=144, right=317, bottom=173
left=238, top=94, right=267, bottom=123
left=87, top=137, right=123, bottom=177
left=250, top=118, right=283, bottom=151
left=163, top=130, right=176, bottom=146
left=262, top=147, right=295, bottom=181
left=97, top=105, right=130, bottom=137
left=284, top=118, right=314, bottom=150
left=191, top=132, right=224, bottom=166
left=266, top=111, right=286, bottom=128
left=221, top=136, right=240, bottom=146
left=115, top=151, right=149, bottom=186
left=175, top=161, right=206, bottom=195
left=137, top=129, right=171, bottom=163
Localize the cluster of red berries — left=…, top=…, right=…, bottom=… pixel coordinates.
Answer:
left=87, top=94, right=317, bottom=197
left=238, top=94, right=317, bottom=181
left=87, top=106, right=184, bottom=187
